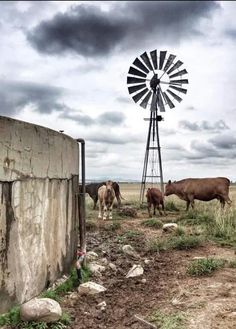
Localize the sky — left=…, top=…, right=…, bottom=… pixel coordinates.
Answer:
left=1, top=1, right=236, bottom=182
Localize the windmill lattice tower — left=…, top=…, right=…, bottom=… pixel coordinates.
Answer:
left=127, top=50, right=189, bottom=203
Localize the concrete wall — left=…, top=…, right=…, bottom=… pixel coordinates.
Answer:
left=0, top=116, right=80, bottom=313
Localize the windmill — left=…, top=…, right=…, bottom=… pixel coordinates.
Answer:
left=127, top=50, right=189, bottom=203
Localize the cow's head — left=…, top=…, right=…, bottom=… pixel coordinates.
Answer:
left=164, top=180, right=175, bottom=196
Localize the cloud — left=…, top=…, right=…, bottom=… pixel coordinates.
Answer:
left=59, top=110, right=126, bottom=127
left=179, top=119, right=229, bottom=132
left=27, top=1, right=220, bottom=57
left=0, top=80, right=65, bottom=115
left=209, top=133, right=236, bottom=150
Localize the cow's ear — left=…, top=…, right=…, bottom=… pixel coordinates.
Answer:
left=168, top=180, right=171, bottom=184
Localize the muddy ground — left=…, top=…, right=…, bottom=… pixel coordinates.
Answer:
left=62, top=211, right=236, bottom=329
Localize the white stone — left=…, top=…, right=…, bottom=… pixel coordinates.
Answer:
left=97, top=301, right=107, bottom=309
left=99, top=257, right=109, bottom=266
left=20, top=298, right=62, bottom=323
left=126, top=265, right=144, bottom=278
left=109, top=263, right=117, bottom=271
left=141, top=278, right=147, bottom=284
left=163, top=223, right=178, bottom=232
left=88, top=262, right=106, bottom=274
left=86, top=251, right=99, bottom=262
left=78, top=282, right=107, bottom=295
left=122, top=245, right=139, bottom=258
left=144, top=259, right=151, bottom=265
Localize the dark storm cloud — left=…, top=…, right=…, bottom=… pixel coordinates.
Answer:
left=59, top=110, right=125, bottom=127
left=209, top=134, right=236, bottom=150
left=27, top=1, right=220, bottom=57
left=179, top=120, right=229, bottom=132
left=0, top=80, right=65, bottom=115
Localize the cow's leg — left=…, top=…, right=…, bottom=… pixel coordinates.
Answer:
left=158, top=204, right=163, bottom=216
left=98, top=200, right=102, bottom=219
left=103, top=204, right=107, bottom=220
left=190, top=200, right=195, bottom=209
left=93, top=196, right=98, bottom=210
left=219, top=198, right=225, bottom=209
left=161, top=201, right=166, bottom=216
left=147, top=203, right=152, bottom=217
left=186, top=200, right=190, bottom=211
left=153, top=205, right=156, bottom=216
left=109, top=204, right=113, bottom=220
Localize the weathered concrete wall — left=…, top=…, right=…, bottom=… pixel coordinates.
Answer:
left=0, top=116, right=79, bottom=313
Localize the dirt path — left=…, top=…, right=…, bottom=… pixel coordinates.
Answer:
left=62, top=213, right=236, bottom=329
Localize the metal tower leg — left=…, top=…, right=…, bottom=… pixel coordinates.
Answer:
left=139, top=108, right=164, bottom=204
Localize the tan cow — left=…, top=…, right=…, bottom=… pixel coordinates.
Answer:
left=98, top=180, right=116, bottom=220
left=165, top=177, right=231, bottom=210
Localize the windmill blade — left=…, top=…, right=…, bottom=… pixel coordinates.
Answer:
left=159, top=51, right=167, bottom=70
left=167, top=60, right=183, bottom=75
left=162, top=91, right=175, bottom=109
left=169, top=85, right=187, bottom=94
left=163, top=54, right=176, bottom=72
left=167, top=89, right=182, bottom=102
left=128, top=83, right=146, bottom=94
left=128, top=66, right=147, bottom=78
left=157, top=90, right=165, bottom=112
left=127, top=76, right=146, bottom=84
left=169, top=69, right=188, bottom=79
left=140, top=52, right=153, bottom=71
left=132, top=88, right=149, bottom=103
left=150, top=50, right=158, bottom=70
left=140, top=91, right=152, bottom=109
left=133, top=57, right=149, bottom=73
left=170, top=79, right=189, bottom=85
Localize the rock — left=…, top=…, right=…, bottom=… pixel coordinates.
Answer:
left=86, top=251, right=99, bottom=262
left=99, top=257, right=109, bottom=266
left=122, top=245, right=139, bottom=258
left=144, top=259, right=151, bottom=265
left=97, top=301, right=107, bottom=311
left=88, top=262, right=106, bottom=275
left=20, top=298, right=62, bottom=323
left=141, top=278, right=147, bottom=284
left=163, top=223, right=178, bottom=232
left=69, top=292, right=78, bottom=300
left=126, top=265, right=144, bottom=278
left=78, top=282, right=107, bottom=295
left=109, top=263, right=117, bottom=271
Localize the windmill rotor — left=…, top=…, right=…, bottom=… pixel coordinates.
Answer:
left=127, top=50, right=189, bottom=111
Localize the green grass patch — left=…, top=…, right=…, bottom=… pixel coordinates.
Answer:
left=117, top=230, right=142, bottom=243
left=149, top=310, right=186, bottom=329
left=228, top=260, right=236, bottom=268
left=165, top=201, right=179, bottom=212
left=104, top=221, right=121, bottom=231
left=141, top=218, right=163, bottom=229
left=170, top=235, right=203, bottom=250
left=187, top=257, right=226, bottom=276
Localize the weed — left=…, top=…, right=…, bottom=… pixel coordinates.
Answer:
left=149, top=310, right=186, bottom=329
left=81, top=265, right=92, bottom=283
left=85, top=220, right=97, bottom=231
left=174, top=227, right=185, bottom=236
left=146, top=239, right=168, bottom=252
left=141, top=219, right=163, bottom=229
left=187, top=258, right=226, bottom=276
left=228, top=260, right=236, bottom=268
left=104, top=221, right=121, bottom=231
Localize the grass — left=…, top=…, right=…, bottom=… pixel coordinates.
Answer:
left=149, top=310, right=186, bottom=329
left=141, top=218, right=163, bottom=229
left=117, top=230, right=142, bottom=243
left=228, top=260, right=236, bottom=268
left=165, top=201, right=180, bottom=212
left=147, top=235, right=202, bottom=253
left=187, top=258, right=226, bottom=276
left=103, top=221, right=121, bottom=231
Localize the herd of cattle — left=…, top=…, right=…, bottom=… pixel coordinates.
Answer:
left=84, top=177, right=231, bottom=220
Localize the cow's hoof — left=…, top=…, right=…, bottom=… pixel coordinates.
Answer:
left=103, top=217, right=106, bottom=221
left=109, top=216, right=112, bottom=220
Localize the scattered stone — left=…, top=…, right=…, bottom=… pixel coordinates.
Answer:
left=192, top=256, right=206, bottom=260
left=141, top=278, right=147, bottom=284
left=99, top=257, right=109, bottom=266
left=86, top=251, right=99, bottom=262
left=78, top=282, right=107, bottom=295
left=126, top=265, right=144, bottom=278
left=122, top=245, right=139, bottom=258
left=97, top=301, right=107, bottom=311
left=144, top=259, right=151, bottom=265
left=20, top=298, right=62, bottom=323
left=163, top=223, right=178, bottom=232
left=69, top=292, right=78, bottom=300
left=109, top=263, right=117, bottom=271
left=88, top=262, right=106, bottom=275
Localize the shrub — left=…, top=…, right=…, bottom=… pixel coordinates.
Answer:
left=165, top=201, right=179, bottom=212
left=187, top=258, right=225, bottom=276
left=170, top=236, right=202, bottom=250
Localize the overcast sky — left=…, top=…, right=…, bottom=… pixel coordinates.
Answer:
left=1, top=1, right=236, bottom=182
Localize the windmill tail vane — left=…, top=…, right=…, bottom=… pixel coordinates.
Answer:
left=127, top=50, right=189, bottom=203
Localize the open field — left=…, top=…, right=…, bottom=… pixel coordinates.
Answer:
left=62, top=183, right=236, bottom=329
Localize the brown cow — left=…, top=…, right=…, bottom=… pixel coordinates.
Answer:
left=146, top=187, right=165, bottom=217
left=98, top=180, right=116, bottom=220
left=165, top=177, right=231, bottom=210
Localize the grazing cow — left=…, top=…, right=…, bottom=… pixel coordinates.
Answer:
left=165, top=177, right=231, bottom=210
left=146, top=187, right=165, bottom=217
left=84, top=181, right=123, bottom=209
left=98, top=180, right=116, bottom=220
